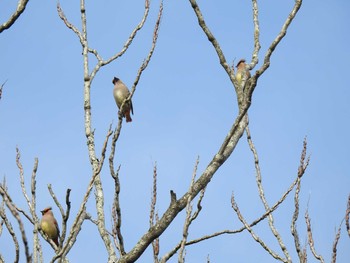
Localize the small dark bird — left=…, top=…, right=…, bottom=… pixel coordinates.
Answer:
left=112, top=77, right=133, bottom=123
left=40, top=207, right=60, bottom=247
left=236, top=59, right=251, bottom=88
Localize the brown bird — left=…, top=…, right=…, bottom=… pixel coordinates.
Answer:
left=112, top=77, right=133, bottom=123
left=40, top=207, right=60, bottom=247
left=235, top=59, right=251, bottom=88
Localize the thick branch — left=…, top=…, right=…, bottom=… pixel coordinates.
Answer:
left=0, top=0, right=30, bottom=33
left=119, top=102, right=250, bottom=262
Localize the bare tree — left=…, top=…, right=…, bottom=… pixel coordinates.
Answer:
left=0, top=0, right=349, bottom=262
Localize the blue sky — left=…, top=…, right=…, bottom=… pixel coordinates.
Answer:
left=1, top=0, right=350, bottom=262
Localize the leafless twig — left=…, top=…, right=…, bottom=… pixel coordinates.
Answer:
left=246, top=124, right=290, bottom=261
left=111, top=165, right=125, bottom=256
left=0, top=79, right=8, bottom=101
left=0, top=183, right=20, bottom=262
left=0, top=184, right=31, bottom=262
left=254, top=0, right=302, bottom=79
left=346, top=194, right=350, bottom=238
left=231, top=192, right=286, bottom=262
left=291, top=138, right=309, bottom=262
left=331, top=221, right=343, bottom=263
left=178, top=158, right=200, bottom=263
left=305, top=210, right=325, bottom=263
left=150, top=163, right=159, bottom=262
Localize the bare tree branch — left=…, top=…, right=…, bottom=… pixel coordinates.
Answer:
left=16, top=148, right=31, bottom=208
left=111, top=165, right=125, bottom=256
left=305, top=210, right=325, bottom=263
left=246, top=124, right=291, bottom=261
left=0, top=80, right=8, bottom=101
left=0, top=184, right=31, bottom=262
left=246, top=0, right=302, bottom=104
left=193, top=168, right=304, bottom=242
left=53, top=127, right=112, bottom=262
left=57, top=2, right=84, bottom=46
left=331, top=221, right=343, bottom=263
left=0, top=184, right=20, bottom=263
left=250, top=0, right=261, bottom=68
left=58, top=0, right=163, bottom=258
left=254, top=0, right=302, bottom=79
left=150, top=163, right=159, bottom=262
left=187, top=0, right=238, bottom=98
left=346, top=194, right=350, bottom=238
left=162, top=138, right=309, bottom=260
left=291, top=138, right=309, bottom=262
left=178, top=158, right=200, bottom=263
left=231, top=192, right=286, bottom=262
left=0, top=0, right=30, bottom=33
left=61, top=189, right=71, bottom=249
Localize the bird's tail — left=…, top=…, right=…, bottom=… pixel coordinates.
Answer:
left=53, top=237, right=59, bottom=247
left=125, top=111, right=132, bottom=123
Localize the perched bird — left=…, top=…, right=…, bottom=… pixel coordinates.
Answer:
left=112, top=77, right=133, bottom=123
left=235, top=59, right=251, bottom=88
left=40, top=207, right=60, bottom=247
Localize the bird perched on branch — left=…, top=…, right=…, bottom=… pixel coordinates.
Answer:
left=112, top=77, right=133, bottom=123
left=235, top=59, right=251, bottom=88
left=40, top=207, right=60, bottom=247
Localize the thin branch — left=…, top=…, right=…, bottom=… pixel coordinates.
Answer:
left=305, top=210, right=325, bottom=263
left=0, top=187, right=20, bottom=263
left=346, top=194, right=350, bottom=238
left=187, top=0, right=237, bottom=97
left=254, top=0, right=302, bottom=79
left=26, top=155, right=41, bottom=263
left=56, top=2, right=84, bottom=46
left=246, top=0, right=302, bottom=103
left=0, top=79, right=8, bottom=101
left=291, top=175, right=302, bottom=260
left=116, top=0, right=164, bottom=126
left=101, top=0, right=151, bottom=66
left=250, top=0, right=261, bottom=68
left=246, top=124, right=291, bottom=261
left=152, top=153, right=302, bottom=262
left=0, top=0, right=30, bottom=33
left=0, top=185, right=31, bottom=262
left=150, top=163, right=159, bottom=262
left=89, top=0, right=152, bottom=82
left=178, top=158, right=200, bottom=263
left=111, top=165, right=125, bottom=256
left=231, top=192, right=287, bottom=262
left=16, top=148, right=31, bottom=208
left=331, top=221, right=343, bottom=263
left=53, top=127, right=112, bottom=261
left=60, top=189, right=71, bottom=247
left=291, top=138, right=310, bottom=262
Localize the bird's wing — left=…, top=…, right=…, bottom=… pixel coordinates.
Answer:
left=130, top=99, right=134, bottom=115
left=54, top=218, right=60, bottom=236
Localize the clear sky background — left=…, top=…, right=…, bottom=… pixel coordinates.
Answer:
left=1, top=0, right=350, bottom=262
